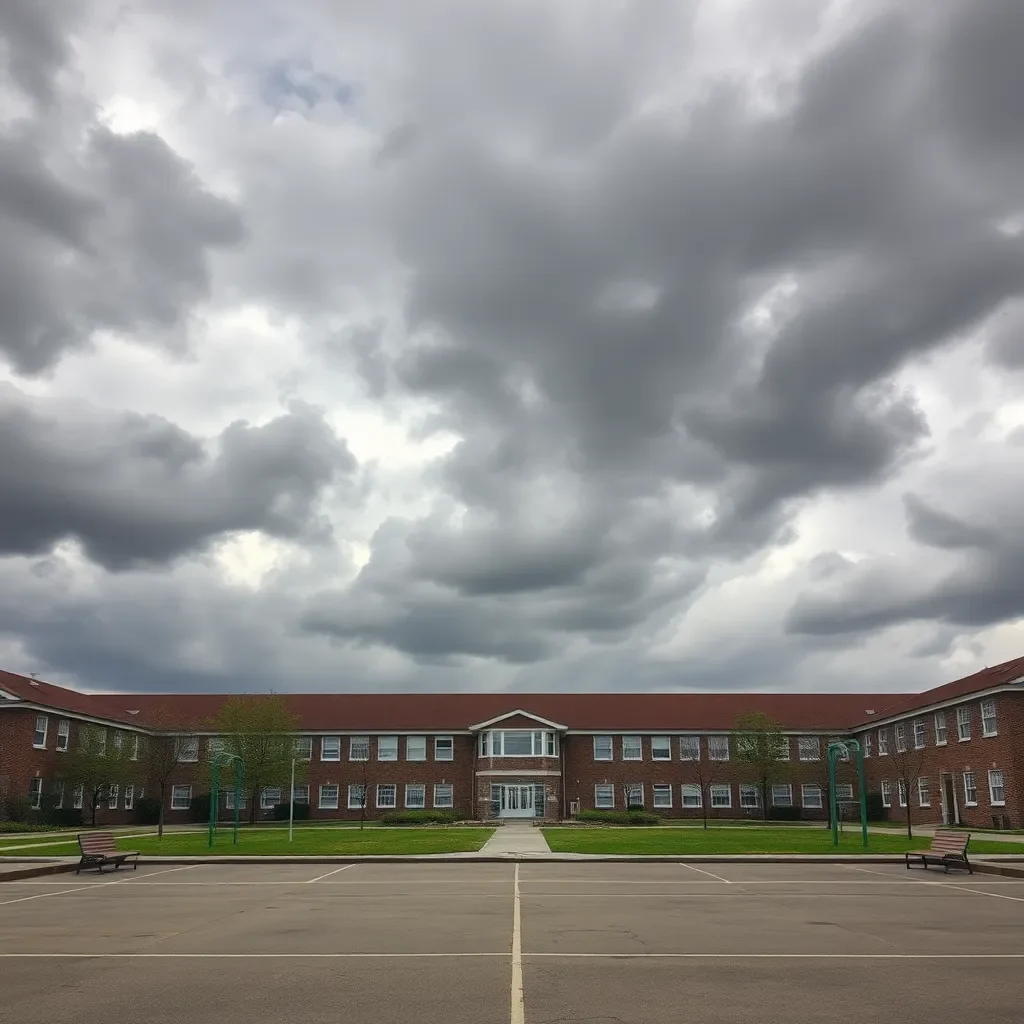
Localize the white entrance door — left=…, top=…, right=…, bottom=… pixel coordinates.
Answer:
left=500, top=784, right=535, bottom=818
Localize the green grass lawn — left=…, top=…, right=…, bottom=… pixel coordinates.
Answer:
left=541, top=827, right=1020, bottom=856
left=0, top=827, right=495, bottom=857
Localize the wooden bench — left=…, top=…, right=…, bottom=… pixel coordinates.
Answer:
left=905, top=829, right=972, bottom=874
left=77, top=832, right=140, bottom=875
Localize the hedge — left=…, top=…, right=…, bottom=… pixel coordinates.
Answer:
left=574, top=809, right=662, bottom=825
left=272, top=802, right=311, bottom=821
left=379, top=809, right=467, bottom=825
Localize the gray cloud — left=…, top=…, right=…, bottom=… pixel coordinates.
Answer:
left=0, top=385, right=357, bottom=568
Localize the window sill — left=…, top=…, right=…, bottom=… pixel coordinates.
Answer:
left=983, top=733, right=998, bottom=739
left=991, top=801, right=1006, bottom=807
left=965, top=802, right=978, bottom=807
left=935, top=741, right=947, bottom=747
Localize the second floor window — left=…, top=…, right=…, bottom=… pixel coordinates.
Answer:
left=57, top=719, right=70, bottom=752
left=708, top=736, right=730, bottom=761
left=177, top=737, right=199, bottom=762
left=622, top=736, right=642, bottom=760
left=350, top=736, right=370, bottom=761
left=679, top=736, right=700, bottom=761
left=981, top=701, right=997, bottom=737
left=377, top=736, right=398, bottom=761
left=894, top=724, right=906, bottom=753
left=33, top=716, right=48, bottom=748
left=321, top=736, right=341, bottom=761
left=934, top=712, right=947, bottom=744
left=593, top=736, right=613, bottom=761
left=798, top=737, right=820, bottom=761
left=913, top=720, right=925, bottom=749
left=293, top=737, right=313, bottom=760
left=877, top=729, right=889, bottom=755
left=957, top=707, right=971, bottom=741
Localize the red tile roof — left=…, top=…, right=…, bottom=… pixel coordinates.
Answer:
left=0, top=669, right=142, bottom=727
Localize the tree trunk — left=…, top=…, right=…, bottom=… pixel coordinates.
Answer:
left=158, top=787, right=165, bottom=838
left=906, top=789, right=913, bottom=840
left=761, top=777, right=768, bottom=822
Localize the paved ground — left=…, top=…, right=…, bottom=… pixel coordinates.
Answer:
left=2, top=862, right=1024, bottom=1023
left=480, top=821, right=552, bottom=855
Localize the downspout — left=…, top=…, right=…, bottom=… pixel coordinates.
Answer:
left=560, top=730, right=567, bottom=821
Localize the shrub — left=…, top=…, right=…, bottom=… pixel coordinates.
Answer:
left=574, top=809, right=661, bottom=825
left=189, top=793, right=212, bottom=823
left=0, top=821, right=66, bottom=834
left=46, top=808, right=83, bottom=827
left=272, top=801, right=311, bottom=821
left=135, top=797, right=162, bottom=825
left=865, top=792, right=888, bottom=822
left=2, top=795, right=32, bottom=823
left=768, top=806, right=803, bottom=821
left=379, top=809, right=466, bottom=825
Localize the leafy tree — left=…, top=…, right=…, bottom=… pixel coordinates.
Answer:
left=886, top=724, right=927, bottom=840
left=682, top=751, right=715, bottom=830
left=209, top=695, right=306, bottom=824
left=734, top=712, right=786, bottom=821
left=54, top=725, right=136, bottom=827
left=135, top=708, right=197, bottom=837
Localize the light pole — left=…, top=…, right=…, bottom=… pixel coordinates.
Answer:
left=289, top=758, right=295, bottom=842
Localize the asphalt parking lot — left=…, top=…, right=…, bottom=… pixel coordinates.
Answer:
left=2, top=861, right=1023, bottom=1023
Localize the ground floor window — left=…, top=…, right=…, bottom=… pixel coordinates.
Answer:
left=595, top=784, right=615, bottom=809
left=171, top=785, right=192, bottom=811
left=989, top=770, right=1005, bottom=806
left=835, top=783, right=854, bottom=801
left=376, top=784, right=397, bottom=809
left=710, top=785, right=732, bottom=808
left=124, top=785, right=134, bottom=811
left=880, top=780, right=891, bottom=807
left=434, top=784, right=453, bottom=808
left=963, top=772, right=977, bottom=806
left=73, top=785, right=84, bottom=810
left=681, top=784, right=702, bottom=808
left=345, top=785, right=363, bottom=810
left=320, top=784, right=340, bottom=810
left=801, top=784, right=822, bottom=809
left=261, top=787, right=281, bottom=810
left=405, top=784, right=425, bottom=809
left=898, top=780, right=908, bottom=807
left=54, top=782, right=64, bottom=810
left=652, top=784, right=672, bottom=808
left=625, top=783, right=643, bottom=808
left=108, top=784, right=118, bottom=810
left=224, top=790, right=247, bottom=810
left=918, top=778, right=930, bottom=808
left=292, top=784, right=309, bottom=804
left=739, top=784, right=760, bottom=808
left=29, top=776, right=43, bottom=810
left=771, top=784, right=792, bottom=807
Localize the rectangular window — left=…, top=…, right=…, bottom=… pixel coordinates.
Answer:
left=835, top=783, right=854, bottom=801
left=208, top=738, right=225, bottom=757
left=652, top=784, right=673, bottom=808
left=124, top=785, right=134, bottom=811
left=830, top=739, right=850, bottom=762
left=53, top=781, right=64, bottom=810
left=772, top=784, right=793, bottom=807
left=107, top=784, right=118, bottom=810
left=434, top=736, right=454, bottom=761
left=710, top=784, right=732, bottom=808
left=622, top=735, right=642, bottom=760
left=740, top=784, right=760, bottom=809
left=881, top=780, right=891, bottom=807
left=593, top=735, right=613, bottom=761
left=863, top=733, right=872, bottom=758
left=989, top=770, right=1005, bottom=806
left=594, top=784, right=615, bottom=809
left=776, top=738, right=790, bottom=761
left=321, top=736, right=341, bottom=761
left=345, top=784, right=364, bottom=810
left=801, top=784, right=823, bottom=809
left=131, top=734, right=140, bottom=760
left=29, top=776, right=43, bottom=809
left=877, top=729, right=889, bottom=756
left=913, top=720, right=926, bottom=749
left=177, top=737, right=199, bottom=762
left=350, top=736, right=370, bottom=761
left=113, top=732, right=123, bottom=753
left=625, top=783, right=643, bottom=808
left=95, top=728, right=107, bottom=756
left=918, top=778, right=930, bottom=808
left=545, top=731, right=557, bottom=756
left=894, top=723, right=907, bottom=753
left=957, top=707, right=971, bottom=741
left=405, top=784, right=426, bottom=809
left=56, top=719, right=70, bottom=752
left=376, top=784, right=397, bottom=809
left=651, top=736, right=672, bottom=760
left=798, top=737, right=820, bottom=761
left=377, top=736, right=399, bottom=761
left=33, top=716, right=47, bottom=748
left=433, top=784, right=454, bottom=809
left=708, top=736, right=730, bottom=762
left=500, top=732, right=533, bottom=756
left=898, top=780, right=908, bottom=807
left=292, top=785, right=310, bottom=804
left=981, top=701, right=997, bottom=737
left=406, top=736, right=427, bottom=761
left=224, top=790, right=247, bottom=810
left=261, top=787, right=282, bottom=810
left=171, top=785, right=192, bottom=811
left=679, top=735, right=700, bottom=761
left=293, top=737, right=313, bottom=760
left=73, top=784, right=84, bottom=810
left=317, top=784, right=338, bottom=810
left=934, top=712, right=947, bottom=745
left=681, top=784, right=702, bottom=808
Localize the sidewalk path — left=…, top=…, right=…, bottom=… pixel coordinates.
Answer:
left=479, top=823, right=552, bottom=856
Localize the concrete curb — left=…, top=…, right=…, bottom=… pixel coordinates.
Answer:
left=0, top=861, right=78, bottom=881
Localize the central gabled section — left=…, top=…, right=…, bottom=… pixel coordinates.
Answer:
left=468, top=709, right=568, bottom=733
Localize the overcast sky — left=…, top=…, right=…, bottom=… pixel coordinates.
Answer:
left=1, top=0, right=1023, bottom=696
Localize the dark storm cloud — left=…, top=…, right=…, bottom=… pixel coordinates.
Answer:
left=0, top=386, right=357, bottom=568
left=0, top=0, right=74, bottom=108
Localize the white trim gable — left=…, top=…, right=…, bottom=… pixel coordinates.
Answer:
left=469, top=709, right=568, bottom=732
left=0, top=689, right=20, bottom=701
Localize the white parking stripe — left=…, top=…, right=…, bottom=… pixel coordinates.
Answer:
left=511, top=863, right=525, bottom=1024
left=306, top=865, right=355, bottom=883
left=0, top=864, right=199, bottom=906
left=680, top=863, right=732, bottom=883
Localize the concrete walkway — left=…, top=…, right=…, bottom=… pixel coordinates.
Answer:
left=479, top=822, right=552, bottom=855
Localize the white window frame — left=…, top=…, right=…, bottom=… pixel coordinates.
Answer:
left=131, top=734, right=140, bottom=760
left=350, top=736, right=370, bottom=761
left=917, top=778, right=930, bottom=808
left=771, top=783, right=793, bottom=807
left=593, top=735, right=613, bottom=761
left=406, top=736, right=427, bottom=761
left=434, top=736, right=454, bottom=761
left=624, top=783, right=644, bottom=808
left=377, top=735, right=399, bottom=761
left=482, top=730, right=557, bottom=757
left=433, top=784, right=454, bottom=809
left=56, top=719, right=70, bottom=752
left=33, top=715, right=47, bottom=749
left=594, top=784, right=615, bottom=809
left=679, top=736, right=700, bottom=761
left=293, top=737, right=313, bottom=761
left=981, top=701, right=998, bottom=738
left=988, top=770, right=1005, bottom=807
left=877, top=729, right=889, bottom=756
left=894, top=723, right=907, bottom=753
left=652, top=784, right=673, bottom=808
left=293, top=784, right=310, bottom=805
left=321, top=736, right=341, bottom=761
left=72, top=784, right=84, bottom=810
left=863, top=733, right=872, bottom=758
left=801, top=784, right=823, bottom=809
left=650, top=736, right=672, bottom=761
left=681, top=784, right=702, bottom=808
left=957, top=707, right=971, bottom=742
left=108, top=784, right=119, bottom=810
left=708, top=736, right=730, bottom=762
left=320, top=784, right=340, bottom=810
left=54, top=781, right=64, bottom=810
left=776, top=738, right=790, bottom=761
left=622, top=735, right=642, bottom=760
left=29, top=776, right=43, bottom=809
left=208, top=737, right=225, bottom=757
left=740, top=784, right=760, bottom=809
left=913, top=719, right=925, bottom=749
left=177, top=737, right=199, bottom=763
left=710, top=784, right=732, bottom=808
left=880, top=780, right=891, bottom=807
left=171, top=785, right=192, bottom=811
left=898, top=779, right=908, bottom=807
left=934, top=712, right=947, bottom=745
left=405, top=784, right=426, bottom=809
left=376, top=784, right=397, bottom=809
left=835, top=783, right=854, bottom=801
left=261, top=787, right=282, bottom=810
left=798, top=737, right=820, bottom=761
left=224, top=789, right=247, bottom=810
left=345, top=784, right=364, bottom=810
